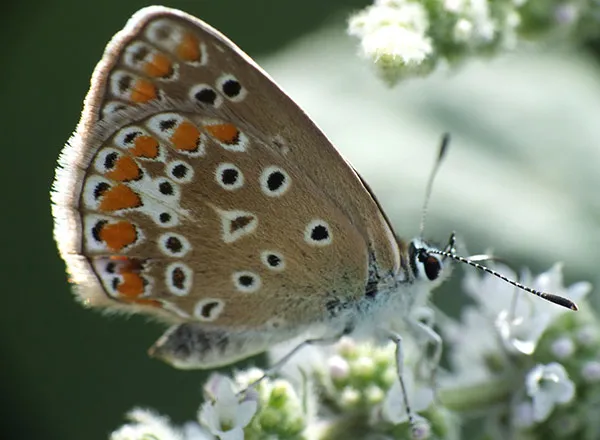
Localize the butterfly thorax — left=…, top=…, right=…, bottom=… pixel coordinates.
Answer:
left=322, top=238, right=448, bottom=340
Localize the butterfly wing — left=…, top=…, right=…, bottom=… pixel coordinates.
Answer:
left=52, top=7, right=401, bottom=340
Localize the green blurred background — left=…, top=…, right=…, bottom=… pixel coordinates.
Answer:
left=3, top=1, right=600, bottom=439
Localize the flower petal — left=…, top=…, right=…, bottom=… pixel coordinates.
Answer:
left=216, top=427, right=244, bottom=440
left=234, top=400, right=258, bottom=427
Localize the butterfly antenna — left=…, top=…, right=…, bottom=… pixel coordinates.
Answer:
left=419, top=133, right=451, bottom=238
left=429, top=244, right=578, bottom=311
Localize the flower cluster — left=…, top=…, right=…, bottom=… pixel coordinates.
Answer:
left=110, top=265, right=597, bottom=439
left=439, top=263, right=597, bottom=438
left=111, top=370, right=309, bottom=440
left=347, top=0, right=600, bottom=85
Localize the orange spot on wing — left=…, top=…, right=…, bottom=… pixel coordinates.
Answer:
left=144, top=53, right=173, bottom=78
left=98, top=184, right=142, bottom=211
left=130, top=78, right=157, bottom=103
left=109, top=255, right=129, bottom=261
left=171, top=121, right=201, bottom=151
left=204, top=123, right=240, bottom=145
left=131, top=135, right=159, bottom=158
left=105, top=156, right=141, bottom=181
left=117, top=272, right=145, bottom=297
left=99, top=221, right=137, bottom=251
left=177, top=32, right=200, bottom=61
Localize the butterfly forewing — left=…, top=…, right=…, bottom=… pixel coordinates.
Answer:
left=53, top=6, right=401, bottom=333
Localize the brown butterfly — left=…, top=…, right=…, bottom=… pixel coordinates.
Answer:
left=51, top=6, right=576, bottom=426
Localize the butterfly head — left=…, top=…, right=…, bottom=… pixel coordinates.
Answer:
left=406, top=234, right=456, bottom=288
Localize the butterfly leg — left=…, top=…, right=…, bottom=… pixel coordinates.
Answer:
left=408, top=307, right=442, bottom=388
left=387, top=332, right=417, bottom=432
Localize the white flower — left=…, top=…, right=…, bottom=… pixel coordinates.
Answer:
left=495, top=309, right=550, bottom=355
left=348, top=0, right=433, bottom=82
left=181, top=422, right=216, bottom=440
left=328, top=355, right=350, bottom=380
left=444, top=0, right=465, bottom=13
left=512, top=401, right=535, bottom=428
left=360, top=26, right=432, bottom=66
left=581, top=361, right=600, bottom=383
left=340, top=386, right=361, bottom=407
left=349, top=2, right=430, bottom=36
left=365, top=384, right=385, bottom=404
left=381, top=370, right=434, bottom=424
left=550, top=336, right=575, bottom=359
left=453, top=19, right=474, bottom=42
left=353, top=355, right=376, bottom=377
left=463, top=264, right=589, bottom=355
left=411, top=416, right=432, bottom=439
left=110, top=408, right=186, bottom=440
left=525, top=363, right=575, bottom=422
left=199, top=375, right=257, bottom=440
left=442, top=306, right=500, bottom=384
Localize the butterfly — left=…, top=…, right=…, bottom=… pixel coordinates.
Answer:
left=51, top=6, right=576, bottom=424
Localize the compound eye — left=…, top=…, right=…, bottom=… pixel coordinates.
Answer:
left=423, top=255, right=441, bottom=281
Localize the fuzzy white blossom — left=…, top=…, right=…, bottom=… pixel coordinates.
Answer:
left=198, top=375, right=257, bottom=440
left=550, top=336, right=575, bottom=359
left=111, top=408, right=189, bottom=440
left=463, top=263, right=589, bottom=356
left=349, top=0, right=600, bottom=86
left=525, top=363, right=575, bottom=422
left=348, top=0, right=433, bottom=84
left=328, top=354, right=350, bottom=380
left=581, top=360, right=600, bottom=383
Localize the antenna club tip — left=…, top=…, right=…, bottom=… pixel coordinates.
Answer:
left=544, top=292, right=578, bottom=311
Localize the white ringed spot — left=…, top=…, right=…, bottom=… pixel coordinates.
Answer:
left=155, top=177, right=180, bottom=200
left=153, top=209, right=179, bottom=228
left=215, top=163, right=244, bottom=191
left=304, top=219, right=333, bottom=247
left=189, top=83, right=223, bottom=108
left=102, top=101, right=129, bottom=117
left=261, top=251, right=285, bottom=271
left=216, top=73, right=247, bottom=102
left=232, top=271, right=261, bottom=293
left=194, top=298, right=225, bottom=322
left=165, top=262, right=193, bottom=296
left=158, top=233, right=191, bottom=257
left=166, top=160, right=194, bottom=184
left=260, top=166, right=291, bottom=197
